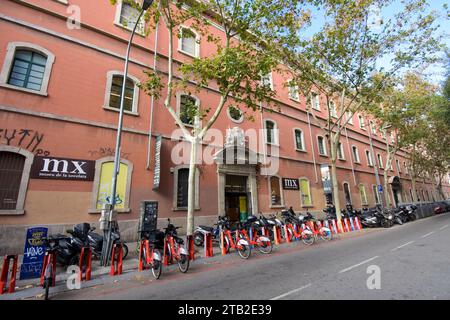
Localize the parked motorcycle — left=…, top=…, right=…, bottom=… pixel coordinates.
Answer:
left=87, top=226, right=129, bottom=260
left=45, top=233, right=81, bottom=267
left=392, top=208, right=404, bottom=225
left=359, top=206, right=394, bottom=228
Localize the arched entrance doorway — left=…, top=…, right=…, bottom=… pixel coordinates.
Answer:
left=214, top=143, right=260, bottom=222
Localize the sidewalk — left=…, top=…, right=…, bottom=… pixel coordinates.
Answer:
left=0, top=228, right=376, bottom=300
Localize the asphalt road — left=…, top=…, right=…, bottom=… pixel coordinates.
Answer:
left=53, top=213, right=450, bottom=300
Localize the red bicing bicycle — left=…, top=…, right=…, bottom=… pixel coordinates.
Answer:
left=163, top=219, right=189, bottom=273
left=218, top=216, right=252, bottom=259
left=239, top=215, right=273, bottom=254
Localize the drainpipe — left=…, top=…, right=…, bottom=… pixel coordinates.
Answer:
left=307, top=111, right=319, bottom=183
left=146, top=5, right=160, bottom=169
left=344, top=126, right=357, bottom=186
left=259, top=101, right=268, bottom=176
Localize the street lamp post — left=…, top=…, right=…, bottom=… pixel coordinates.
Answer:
left=101, top=0, right=154, bottom=267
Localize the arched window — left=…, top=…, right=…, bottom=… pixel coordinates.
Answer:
left=269, top=176, right=283, bottom=206
left=173, top=165, right=200, bottom=210
left=337, top=142, right=345, bottom=160
left=299, top=178, right=312, bottom=206
left=329, top=101, right=338, bottom=118
left=265, top=120, right=278, bottom=145
left=294, top=129, right=305, bottom=151
left=311, top=92, right=320, bottom=110
left=177, top=168, right=189, bottom=208
left=317, top=136, right=327, bottom=156
left=0, top=42, right=55, bottom=96
left=0, top=147, right=34, bottom=215
left=352, top=146, right=360, bottom=163
left=372, top=185, right=380, bottom=204
left=359, top=184, right=368, bottom=205
left=377, top=154, right=384, bottom=168
left=178, top=26, right=200, bottom=58
left=104, top=71, right=140, bottom=114
left=91, top=157, right=133, bottom=213
left=0, top=152, right=25, bottom=210
left=177, top=93, right=200, bottom=127
left=366, top=150, right=374, bottom=166
left=114, top=0, right=146, bottom=35
left=358, top=115, right=365, bottom=130
left=343, top=182, right=352, bottom=205
left=288, top=80, right=300, bottom=101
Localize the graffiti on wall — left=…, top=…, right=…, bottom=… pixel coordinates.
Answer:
left=88, top=147, right=131, bottom=159
left=0, top=128, right=50, bottom=156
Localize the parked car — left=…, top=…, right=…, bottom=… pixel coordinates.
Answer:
left=433, top=201, right=450, bottom=214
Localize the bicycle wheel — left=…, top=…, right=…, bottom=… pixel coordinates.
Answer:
left=320, top=229, right=332, bottom=241
left=236, top=234, right=251, bottom=259
left=302, top=234, right=315, bottom=246
left=178, top=254, right=189, bottom=273
left=43, top=264, right=53, bottom=300
left=257, top=238, right=273, bottom=254
left=151, top=252, right=162, bottom=279
left=222, top=235, right=231, bottom=254
left=237, top=243, right=251, bottom=259
left=141, top=246, right=150, bottom=269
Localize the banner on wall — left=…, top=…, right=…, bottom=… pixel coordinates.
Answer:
left=30, top=156, right=95, bottom=181
left=153, top=135, right=162, bottom=190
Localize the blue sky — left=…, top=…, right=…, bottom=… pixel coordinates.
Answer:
left=302, top=0, right=450, bottom=85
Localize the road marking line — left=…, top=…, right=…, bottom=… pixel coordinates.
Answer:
left=420, top=231, right=435, bottom=238
left=338, top=256, right=379, bottom=274
left=390, top=241, right=414, bottom=252
left=270, top=283, right=312, bottom=300
left=440, top=225, right=448, bottom=230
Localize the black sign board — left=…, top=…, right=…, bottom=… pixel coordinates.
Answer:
left=153, top=135, right=162, bottom=190
left=282, top=178, right=300, bottom=190
left=139, top=201, right=159, bottom=241
left=30, top=156, right=95, bottom=181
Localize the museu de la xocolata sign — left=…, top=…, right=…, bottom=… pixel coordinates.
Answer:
left=30, top=156, right=95, bottom=181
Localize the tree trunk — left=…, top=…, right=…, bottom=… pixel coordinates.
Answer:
left=329, top=135, right=343, bottom=232
left=186, top=138, right=198, bottom=236
left=437, top=175, right=445, bottom=200
left=383, top=168, right=391, bottom=208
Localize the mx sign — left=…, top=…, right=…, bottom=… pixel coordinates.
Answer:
left=282, top=178, right=300, bottom=190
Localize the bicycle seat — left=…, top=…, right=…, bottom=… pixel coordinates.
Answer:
left=199, top=225, right=214, bottom=232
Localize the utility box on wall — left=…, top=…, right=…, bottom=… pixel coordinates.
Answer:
left=138, top=201, right=158, bottom=241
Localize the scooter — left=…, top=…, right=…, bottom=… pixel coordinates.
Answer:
left=87, top=226, right=129, bottom=260
left=193, top=220, right=221, bottom=247
left=46, top=233, right=81, bottom=267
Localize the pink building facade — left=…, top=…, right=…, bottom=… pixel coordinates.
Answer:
left=0, top=0, right=448, bottom=252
